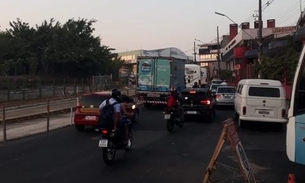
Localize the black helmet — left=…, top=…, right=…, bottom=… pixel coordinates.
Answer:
left=111, top=88, right=121, bottom=99
left=171, top=87, right=177, bottom=95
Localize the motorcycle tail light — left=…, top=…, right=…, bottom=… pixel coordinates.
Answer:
left=101, top=129, right=108, bottom=135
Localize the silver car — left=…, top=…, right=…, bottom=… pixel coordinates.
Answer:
left=214, top=86, right=236, bottom=106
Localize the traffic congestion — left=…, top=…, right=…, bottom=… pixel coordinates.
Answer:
left=1, top=1, right=305, bottom=183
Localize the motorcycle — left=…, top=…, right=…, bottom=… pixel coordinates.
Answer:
left=163, top=104, right=184, bottom=133
left=98, top=116, right=133, bottom=165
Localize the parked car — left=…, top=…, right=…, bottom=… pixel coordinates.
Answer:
left=210, top=79, right=223, bottom=84
left=214, top=86, right=236, bottom=107
left=234, top=79, right=288, bottom=128
left=74, top=91, right=139, bottom=131
left=180, top=88, right=215, bottom=122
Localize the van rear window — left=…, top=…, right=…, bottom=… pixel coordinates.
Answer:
left=248, top=87, right=280, bottom=98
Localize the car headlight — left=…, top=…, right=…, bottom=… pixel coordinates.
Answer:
left=132, top=105, right=136, bottom=109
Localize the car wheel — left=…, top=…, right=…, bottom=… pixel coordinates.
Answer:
left=238, top=118, right=245, bottom=128
left=235, top=112, right=239, bottom=120
left=75, top=124, right=85, bottom=131
left=208, top=110, right=214, bottom=123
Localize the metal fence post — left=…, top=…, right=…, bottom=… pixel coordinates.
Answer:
left=47, top=100, right=50, bottom=133
left=7, top=79, right=10, bottom=102
left=53, top=79, right=56, bottom=97
left=63, top=79, right=66, bottom=97
left=39, top=78, right=42, bottom=99
left=22, top=89, right=25, bottom=101
left=70, top=107, right=73, bottom=125
left=81, top=78, right=84, bottom=93
left=74, top=78, right=77, bottom=95
left=2, top=105, right=7, bottom=144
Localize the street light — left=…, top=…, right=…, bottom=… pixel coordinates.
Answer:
left=214, top=11, right=257, bottom=40
left=193, top=38, right=205, bottom=64
left=215, top=12, right=238, bottom=25
left=215, top=11, right=263, bottom=78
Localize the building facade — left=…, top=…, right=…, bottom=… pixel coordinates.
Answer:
left=220, top=19, right=297, bottom=84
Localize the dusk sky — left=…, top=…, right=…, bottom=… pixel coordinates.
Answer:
left=0, top=0, right=303, bottom=55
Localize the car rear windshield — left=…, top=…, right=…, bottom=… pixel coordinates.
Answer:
left=181, top=91, right=208, bottom=100
left=217, top=87, right=235, bottom=93
left=248, top=87, right=280, bottom=98
left=80, top=95, right=108, bottom=108
left=211, top=85, right=221, bottom=90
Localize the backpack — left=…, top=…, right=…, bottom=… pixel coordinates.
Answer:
left=98, top=99, right=119, bottom=128
left=167, top=95, right=177, bottom=108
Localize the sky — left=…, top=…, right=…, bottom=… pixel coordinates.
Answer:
left=0, top=0, right=303, bottom=55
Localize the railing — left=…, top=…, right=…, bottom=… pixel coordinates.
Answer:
left=0, top=88, right=137, bottom=144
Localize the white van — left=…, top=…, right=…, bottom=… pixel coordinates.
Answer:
left=234, top=79, right=288, bottom=128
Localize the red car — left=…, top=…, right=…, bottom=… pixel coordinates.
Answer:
left=74, top=91, right=139, bottom=131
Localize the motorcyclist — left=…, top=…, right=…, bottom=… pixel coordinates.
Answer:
left=166, top=88, right=183, bottom=119
left=99, top=88, right=132, bottom=146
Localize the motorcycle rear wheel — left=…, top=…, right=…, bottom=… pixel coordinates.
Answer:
left=167, top=119, right=175, bottom=133
left=125, top=130, right=133, bottom=152
left=103, top=142, right=116, bottom=165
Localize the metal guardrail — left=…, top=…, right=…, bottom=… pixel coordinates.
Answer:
left=0, top=88, right=137, bottom=144
left=0, top=89, right=136, bottom=122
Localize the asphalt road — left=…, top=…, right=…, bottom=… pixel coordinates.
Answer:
left=0, top=106, right=304, bottom=183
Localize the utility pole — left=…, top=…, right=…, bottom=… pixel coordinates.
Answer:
left=258, top=0, right=263, bottom=78
left=194, top=41, right=197, bottom=63
left=217, top=26, right=221, bottom=79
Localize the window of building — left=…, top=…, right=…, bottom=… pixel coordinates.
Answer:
left=200, top=63, right=208, bottom=67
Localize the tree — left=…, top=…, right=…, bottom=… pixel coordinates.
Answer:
left=254, top=37, right=300, bottom=81
left=0, top=18, right=122, bottom=78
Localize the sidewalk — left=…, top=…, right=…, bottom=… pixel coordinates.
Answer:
left=0, top=113, right=74, bottom=143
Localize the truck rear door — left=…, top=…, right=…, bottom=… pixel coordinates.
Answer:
left=155, top=58, right=171, bottom=92
left=137, top=58, right=154, bottom=91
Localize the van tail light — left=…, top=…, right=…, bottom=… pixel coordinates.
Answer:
left=101, top=129, right=108, bottom=135
left=281, top=109, right=285, bottom=118
left=243, top=106, right=246, bottom=115
left=200, top=100, right=211, bottom=105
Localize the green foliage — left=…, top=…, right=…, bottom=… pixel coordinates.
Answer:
left=0, top=18, right=122, bottom=78
left=220, top=69, right=233, bottom=80
left=254, top=47, right=300, bottom=81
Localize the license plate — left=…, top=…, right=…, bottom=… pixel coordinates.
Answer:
left=98, top=139, right=108, bottom=147
left=85, top=116, right=96, bottom=120
left=259, top=110, right=269, bottom=115
left=147, top=93, right=160, bottom=97
left=187, top=111, right=197, bottom=114
left=164, top=114, right=171, bottom=119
